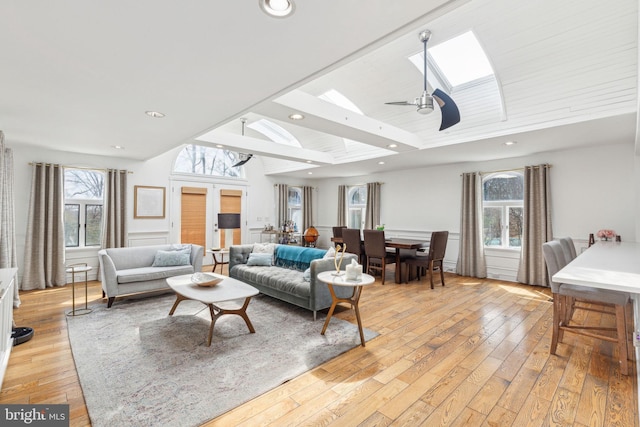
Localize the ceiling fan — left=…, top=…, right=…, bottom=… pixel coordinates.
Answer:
left=385, top=30, right=460, bottom=131
left=232, top=118, right=253, bottom=167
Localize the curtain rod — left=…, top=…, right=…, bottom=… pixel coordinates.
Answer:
left=273, top=184, right=317, bottom=189
left=28, top=162, right=133, bottom=173
left=461, top=164, right=552, bottom=176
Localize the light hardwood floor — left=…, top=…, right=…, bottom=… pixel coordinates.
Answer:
left=2, top=266, right=637, bottom=426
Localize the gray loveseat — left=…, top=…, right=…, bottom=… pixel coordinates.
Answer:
left=98, top=244, right=203, bottom=307
left=229, top=244, right=356, bottom=320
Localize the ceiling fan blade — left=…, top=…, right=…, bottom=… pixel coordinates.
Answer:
left=433, top=89, right=460, bottom=131
left=384, top=101, right=416, bottom=106
left=232, top=153, right=253, bottom=168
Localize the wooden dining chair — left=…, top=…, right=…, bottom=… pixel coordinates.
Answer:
left=363, top=229, right=396, bottom=285
left=404, top=231, right=449, bottom=288
left=542, top=240, right=631, bottom=375
left=341, top=228, right=365, bottom=265
left=332, top=226, right=347, bottom=239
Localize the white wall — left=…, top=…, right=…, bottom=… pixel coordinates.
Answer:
left=8, top=140, right=637, bottom=285
left=313, top=141, right=637, bottom=281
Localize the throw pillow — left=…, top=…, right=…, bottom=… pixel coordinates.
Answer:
left=247, top=252, right=273, bottom=266
left=169, top=244, right=191, bottom=254
left=152, top=250, right=191, bottom=267
left=323, top=246, right=336, bottom=259
left=303, top=268, right=311, bottom=282
left=252, top=242, right=276, bottom=256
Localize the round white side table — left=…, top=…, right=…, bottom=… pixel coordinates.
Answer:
left=317, top=270, right=375, bottom=346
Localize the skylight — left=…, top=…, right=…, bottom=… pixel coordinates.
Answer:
left=318, top=89, right=363, bottom=114
left=409, top=31, right=494, bottom=89
left=248, top=119, right=301, bottom=147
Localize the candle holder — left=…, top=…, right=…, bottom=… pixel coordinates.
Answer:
left=333, top=244, right=346, bottom=276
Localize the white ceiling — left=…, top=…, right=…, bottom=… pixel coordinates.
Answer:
left=1, top=0, right=638, bottom=178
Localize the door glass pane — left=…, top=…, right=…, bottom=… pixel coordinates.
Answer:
left=85, top=204, right=103, bottom=246
left=64, top=204, right=80, bottom=247
left=483, top=207, right=502, bottom=246
left=508, top=206, right=523, bottom=247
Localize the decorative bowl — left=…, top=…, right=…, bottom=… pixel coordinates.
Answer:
left=191, top=272, right=223, bottom=287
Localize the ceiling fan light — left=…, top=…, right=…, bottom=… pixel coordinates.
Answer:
left=418, top=106, right=434, bottom=115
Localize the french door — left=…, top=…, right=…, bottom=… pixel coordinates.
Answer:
left=170, top=179, right=246, bottom=249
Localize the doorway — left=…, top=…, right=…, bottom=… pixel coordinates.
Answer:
left=170, top=180, right=246, bottom=249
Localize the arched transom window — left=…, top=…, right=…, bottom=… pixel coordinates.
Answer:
left=173, top=145, right=244, bottom=178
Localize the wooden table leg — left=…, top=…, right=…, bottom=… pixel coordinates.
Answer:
left=321, top=284, right=366, bottom=346
left=321, top=284, right=340, bottom=335
left=168, top=293, right=189, bottom=315
left=395, top=248, right=402, bottom=283
left=206, top=297, right=256, bottom=347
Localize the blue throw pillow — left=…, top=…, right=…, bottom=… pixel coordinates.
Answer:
left=152, top=250, right=191, bottom=267
left=247, top=252, right=273, bottom=266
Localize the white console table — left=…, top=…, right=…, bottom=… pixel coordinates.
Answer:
left=0, top=268, right=17, bottom=390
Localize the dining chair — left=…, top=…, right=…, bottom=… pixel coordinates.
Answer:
left=542, top=240, right=631, bottom=375
left=363, top=229, right=396, bottom=285
left=403, top=231, right=449, bottom=288
left=558, top=236, right=577, bottom=261
left=332, top=226, right=347, bottom=239
left=341, top=228, right=366, bottom=265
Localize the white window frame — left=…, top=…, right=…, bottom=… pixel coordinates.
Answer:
left=287, top=186, right=302, bottom=233
left=482, top=172, right=524, bottom=249
left=347, top=185, right=366, bottom=230
left=64, top=169, right=105, bottom=248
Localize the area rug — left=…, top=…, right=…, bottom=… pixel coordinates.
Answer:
left=67, top=293, right=377, bottom=427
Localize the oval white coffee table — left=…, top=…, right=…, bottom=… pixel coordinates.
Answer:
left=317, top=270, right=375, bottom=347
left=166, top=273, right=259, bottom=346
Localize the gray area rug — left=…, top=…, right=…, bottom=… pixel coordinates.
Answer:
left=67, top=292, right=377, bottom=427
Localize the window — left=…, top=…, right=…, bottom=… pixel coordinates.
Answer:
left=482, top=172, right=524, bottom=248
left=173, top=145, right=244, bottom=177
left=64, top=169, right=104, bottom=247
left=347, top=186, right=367, bottom=229
left=287, top=187, right=302, bottom=232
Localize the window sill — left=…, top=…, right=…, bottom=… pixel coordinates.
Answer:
left=484, top=246, right=521, bottom=258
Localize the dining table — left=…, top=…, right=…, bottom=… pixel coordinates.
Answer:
left=553, top=240, right=640, bottom=419
left=331, top=236, right=429, bottom=283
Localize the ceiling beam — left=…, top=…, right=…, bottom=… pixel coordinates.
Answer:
left=254, top=90, right=423, bottom=152
left=195, top=131, right=335, bottom=165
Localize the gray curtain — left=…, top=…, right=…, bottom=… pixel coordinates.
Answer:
left=517, top=164, right=553, bottom=286
left=275, top=184, right=288, bottom=228
left=102, top=169, right=128, bottom=248
left=302, top=186, right=313, bottom=232
left=22, top=163, right=66, bottom=290
left=0, top=131, right=20, bottom=307
left=456, top=172, right=487, bottom=278
left=337, top=185, right=346, bottom=226
left=364, top=182, right=381, bottom=229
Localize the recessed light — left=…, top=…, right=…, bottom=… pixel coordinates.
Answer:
left=504, top=141, right=517, bottom=146
left=307, top=171, right=313, bottom=175
left=145, top=111, right=165, bottom=118
left=289, top=113, right=305, bottom=120
left=378, top=161, right=385, bottom=165
left=111, top=145, right=125, bottom=150
left=216, top=144, right=224, bottom=148
left=387, top=144, right=398, bottom=148
left=306, top=160, right=313, bottom=164
left=259, top=0, right=295, bottom=18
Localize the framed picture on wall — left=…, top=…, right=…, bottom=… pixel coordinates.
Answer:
left=134, top=185, right=166, bottom=219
